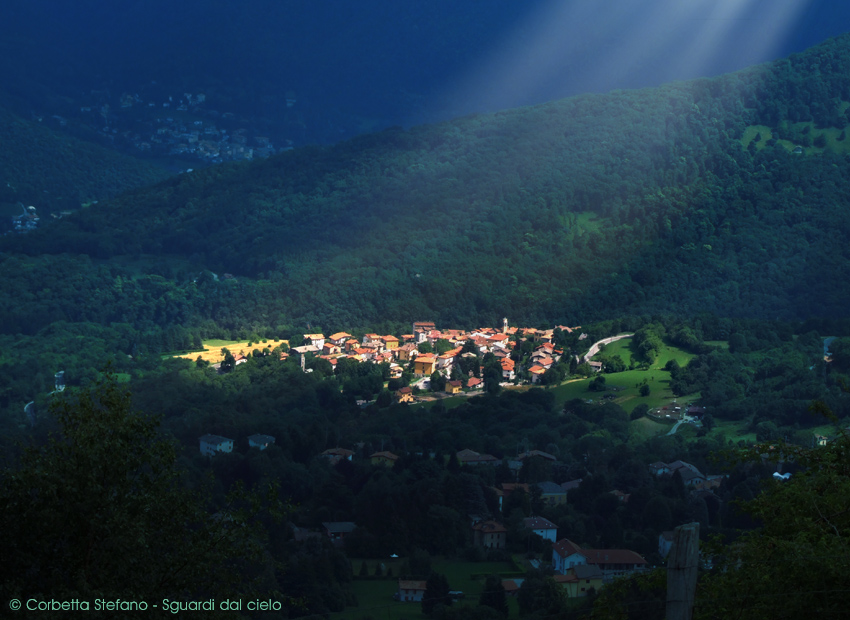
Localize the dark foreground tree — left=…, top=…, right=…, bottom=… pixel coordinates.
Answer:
left=695, top=404, right=850, bottom=619
left=422, top=571, right=451, bottom=615
left=478, top=574, right=508, bottom=617
left=0, top=374, right=285, bottom=618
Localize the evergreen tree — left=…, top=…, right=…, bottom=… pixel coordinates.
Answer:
left=0, top=375, right=283, bottom=614
left=479, top=574, right=508, bottom=616
left=422, top=571, right=451, bottom=615
left=696, top=413, right=850, bottom=619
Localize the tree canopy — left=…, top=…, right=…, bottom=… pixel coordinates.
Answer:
left=0, top=375, right=284, bottom=616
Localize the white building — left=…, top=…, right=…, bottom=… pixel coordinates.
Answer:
left=199, top=434, right=234, bottom=457
left=248, top=434, right=275, bottom=450
left=523, top=516, right=558, bottom=542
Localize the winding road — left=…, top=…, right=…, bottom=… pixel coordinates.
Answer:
left=580, top=333, right=634, bottom=363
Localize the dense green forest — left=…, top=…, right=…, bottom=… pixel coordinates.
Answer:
left=6, top=34, right=850, bottom=329
left=0, top=106, right=170, bottom=216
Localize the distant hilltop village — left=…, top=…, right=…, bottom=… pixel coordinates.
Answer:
left=10, top=204, right=39, bottom=233
left=43, top=86, right=296, bottom=166
left=280, top=319, right=584, bottom=393
left=7, top=203, right=74, bottom=235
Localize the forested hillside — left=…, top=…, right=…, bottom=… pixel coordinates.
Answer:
left=0, top=106, right=170, bottom=213
left=3, top=34, right=850, bottom=426
left=6, top=34, right=850, bottom=329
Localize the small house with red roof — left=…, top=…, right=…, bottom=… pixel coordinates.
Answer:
left=396, top=386, right=414, bottom=403
left=397, top=580, right=427, bottom=602
left=370, top=451, right=399, bottom=467
left=501, top=358, right=515, bottom=381
left=553, top=539, right=647, bottom=583
left=445, top=380, right=463, bottom=394
left=472, top=520, right=507, bottom=549
left=467, top=377, right=483, bottom=390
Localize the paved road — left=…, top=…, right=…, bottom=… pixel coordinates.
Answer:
left=667, top=420, right=684, bottom=436
left=581, top=333, right=634, bottom=363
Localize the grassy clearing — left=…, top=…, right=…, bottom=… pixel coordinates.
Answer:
left=713, top=419, right=757, bottom=445
left=566, top=211, right=604, bottom=241
left=593, top=339, right=695, bottom=371
left=433, top=558, right=517, bottom=593
left=741, top=125, right=774, bottom=149
left=741, top=111, right=850, bottom=156
left=558, top=340, right=697, bottom=413
left=595, top=338, right=634, bottom=362
left=704, top=340, right=729, bottom=350
left=170, top=338, right=288, bottom=363
left=339, top=579, right=417, bottom=620
left=337, top=558, right=517, bottom=620
left=549, top=371, right=675, bottom=413
left=653, top=344, right=695, bottom=370
left=629, top=415, right=674, bottom=442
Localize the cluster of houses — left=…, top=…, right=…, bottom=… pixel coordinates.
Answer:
left=10, top=204, right=39, bottom=234
left=314, top=509, right=637, bottom=601
left=198, top=433, right=275, bottom=457
left=391, top=524, right=645, bottom=602
left=301, top=447, right=657, bottom=600
left=284, top=320, right=581, bottom=398
left=74, top=89, right=285, bottom=165
left=648, top=459, right=724, bottom=491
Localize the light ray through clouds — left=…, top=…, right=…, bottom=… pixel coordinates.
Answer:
left=436, top=0, right=813, bottom=117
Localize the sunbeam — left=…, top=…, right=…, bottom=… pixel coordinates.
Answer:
left=436, top=0, right=814, bottom=117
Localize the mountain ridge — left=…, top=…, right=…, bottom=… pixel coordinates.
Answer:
left=5, top=33, right=850, bottom=328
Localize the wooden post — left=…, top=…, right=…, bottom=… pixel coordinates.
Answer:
left=666, top=522, right=700, bottom=620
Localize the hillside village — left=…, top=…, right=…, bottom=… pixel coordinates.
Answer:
left=200, top=432, right=725, bottom=602
left=284, top=319, right=583, bottom=397
left=193, top=320, right=732, bottom=604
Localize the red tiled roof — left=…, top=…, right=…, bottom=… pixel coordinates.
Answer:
left=523, top=516, right=557, bottom=530
left=472, top=520, right=506, bottom=533
left=553, top=538, right=647, bottom=565
left=553, top=574, right=578, bottom=584
left=582, top=548, right=647, bottom=566
left=553, top=539, right=584, bottom=559
left=322, top=447, right=354, bottom=457
left=370, top=451, right=398, bottom=460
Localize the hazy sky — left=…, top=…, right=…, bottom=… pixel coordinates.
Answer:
left=4, top=0, right=850, bottom=134
left=433, top=0, right=850, bottom=118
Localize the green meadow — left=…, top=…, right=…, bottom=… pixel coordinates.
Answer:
left=713, top=419, right=757, bottom=445
left=741, top=106, right=850, bottom=155
left=545, top=339, right=699, bottom=413
left=335, top=557, right=519, bottom=620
